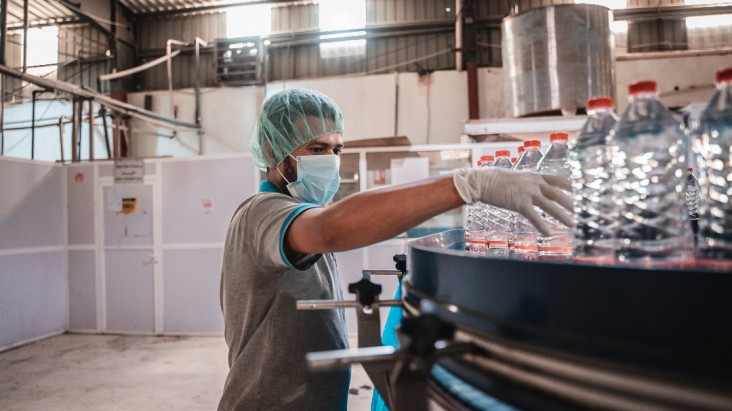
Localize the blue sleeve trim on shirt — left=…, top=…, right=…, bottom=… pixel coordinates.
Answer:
left=279, top=203, right=319, bottom=269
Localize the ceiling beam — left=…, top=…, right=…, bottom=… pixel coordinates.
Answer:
left=56, top=0, right=113, bottom=37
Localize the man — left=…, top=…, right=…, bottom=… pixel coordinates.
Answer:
left=219, top=88, right=572, bottom=410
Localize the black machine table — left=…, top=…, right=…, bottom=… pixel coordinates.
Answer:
left=405, top=229, right=732, bottom=410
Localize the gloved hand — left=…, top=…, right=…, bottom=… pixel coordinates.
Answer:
left=453, top=167, right=573, bottom=236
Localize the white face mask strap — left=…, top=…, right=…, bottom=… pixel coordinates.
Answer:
left=276, top=164, right=291, bottom=184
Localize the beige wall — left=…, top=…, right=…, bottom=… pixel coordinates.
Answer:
left=127, top=52, right=731, bottom=157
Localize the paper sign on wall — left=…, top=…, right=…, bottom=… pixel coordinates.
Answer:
left=114, top=159, right=144, bottom=183
left=116, top=198, right=138, bottom=215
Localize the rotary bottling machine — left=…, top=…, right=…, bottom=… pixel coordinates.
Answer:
left=299, top=230, right=732, bottom=410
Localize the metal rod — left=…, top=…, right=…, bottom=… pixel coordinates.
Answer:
left=100, top=106, right=111, bottom=159
left=0, top=0, right=8, bottom=66
left=112, top=115, right=119, bottom=159
left=30, top=89, right=38, bottom=158
left=455, top=0, right=462, bottom=71
left=0, top=64, right=200, bottom=130
left=71, top=98, right=79, bottom=161
left=297, top=300, right=402, bottom=310
left=1, top=75, right=4, bottom=155
left=88, top=99, right=94, bottom=160
left=22, top=0, right=28, bottom=73
left=195, top=37, right=205, bottom=155
left=58, top=117, right=64, bottom=162
left=306, top=346, right=397, bottom=371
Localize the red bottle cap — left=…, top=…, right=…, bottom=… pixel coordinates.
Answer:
left=496, top=150, right=511, bottom=157
left=716, top=67, right=732, bottom=83
left=628, top=80, right=657, bottom=95
left=525, top=140, right=541, bottom=148
left=511, top=157, right=517, bottom=163
left=480, top=155, right=494, bottom=162
left=587, top=96, right=613, bottom=110
left=518, top=146, right=525, bottom=154
left=688, top=167, right=693, bottom=172
left=550, top=132, right=569, bottom=142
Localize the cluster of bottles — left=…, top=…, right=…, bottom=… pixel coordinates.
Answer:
left=465, top=66, right=732, bottom=267
left=466, top=134, right=573, bottom=258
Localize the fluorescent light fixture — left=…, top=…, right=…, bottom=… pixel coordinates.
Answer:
left=320, top=31, right=367, bottom=40
left=320, top=39, right=366, bottom=58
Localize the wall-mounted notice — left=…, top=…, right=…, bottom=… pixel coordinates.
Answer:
left=117, top=198, right=138, bottom=215
left=114, top=159, right=144, bottom=183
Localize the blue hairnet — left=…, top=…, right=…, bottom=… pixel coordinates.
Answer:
left=250, top=88, right=345, bottom=170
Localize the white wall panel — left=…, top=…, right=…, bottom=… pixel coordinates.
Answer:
left=162, top=249, right=225, bottom=333
left=105, top=250, right=155, bottom=333
left=615, top=54, right=732, bottom=112
left=0, top=160, right=63, bottom=249
left=334, top=248, right=365, bottom=336
left=68, top=250, right=96, bottom=331
left=161, top=157, right=256, bottom=244
left=103, top=185, right=154, bottom=247
left=0, top=252, right=66, bottom=350
left=66, top=164, right=95, bottom=245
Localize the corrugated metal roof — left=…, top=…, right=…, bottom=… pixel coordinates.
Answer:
left=5, top=0, right=78, bottom=29
left=118, top=0, right=297, bottom=16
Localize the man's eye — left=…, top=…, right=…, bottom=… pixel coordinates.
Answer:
left=311, top=147, right=323, bottom=153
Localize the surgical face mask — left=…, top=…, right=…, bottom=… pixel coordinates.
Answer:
left=278, top=154, right=341, bottom=205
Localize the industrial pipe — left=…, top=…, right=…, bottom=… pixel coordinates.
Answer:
left=0, top=64, right=200, bottom=130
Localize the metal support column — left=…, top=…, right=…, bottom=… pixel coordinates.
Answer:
left=58, top=117, right=65, bottom=162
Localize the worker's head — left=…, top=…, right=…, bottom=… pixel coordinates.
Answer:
left=251, top=88, right=344, bottom=170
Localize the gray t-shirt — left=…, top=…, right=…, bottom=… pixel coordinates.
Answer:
left=219, top=182, right=350, bottom=411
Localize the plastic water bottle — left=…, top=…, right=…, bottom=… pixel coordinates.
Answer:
left=611, top=80, right=691, bottom=265
left=469, top=156, right=494, bottom=254
left=569, top=97, right=618, bottom=262
left=686, top=167, right=700, bottom=243
left=486, top=150, right=513, bottom=256
left=511, top=140, right=543, bottom=255
left=696, top=67, right=732, bottom=260
left=465, top=159, right=482, bottom=251
left=537, top=132, right=573, bottom=256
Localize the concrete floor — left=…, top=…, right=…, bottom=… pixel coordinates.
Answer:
left=0, top=334, right=373, bottom=410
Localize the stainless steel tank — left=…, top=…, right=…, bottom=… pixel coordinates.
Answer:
left=502, top=4, right=616, bottom=117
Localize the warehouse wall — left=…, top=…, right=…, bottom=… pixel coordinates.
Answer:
left=125, top=51, right=728, bottom=157
left=0, top=158, right=66, bottom=352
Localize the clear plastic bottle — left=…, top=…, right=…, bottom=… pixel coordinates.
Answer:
left=537, top=132, right=573, bottom=256
left=696, top=67, right=732, bottom=260
left=511, top=140, right=543, bottom=255
left=464, top=158, right=482, bottom=251
left=469, top=156, right=494, bottom=254
left=486, top=150, right=513, bottom=256
left=569, top=97, right=618, bottom=262
left=686, top=167, right=700, bottom=243
left=611, top=80, right=691, bottom=265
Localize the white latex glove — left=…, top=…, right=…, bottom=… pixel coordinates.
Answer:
left=453, top=167, right=574, bottom=236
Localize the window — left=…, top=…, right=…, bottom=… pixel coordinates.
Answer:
left=318, top=0, right=366, bottom=58
left=25, top=27, right=58, bottom=77
left=226, top=4, right=272, bottom=38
